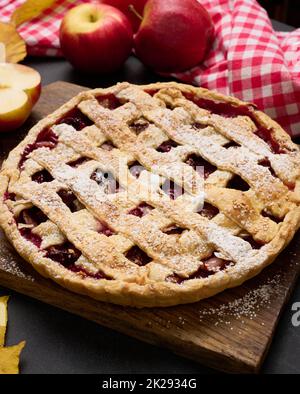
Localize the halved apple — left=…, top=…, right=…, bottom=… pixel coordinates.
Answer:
left=0, top=63, right=41, bottom=133
left=0, top=88, right=32, bottom=133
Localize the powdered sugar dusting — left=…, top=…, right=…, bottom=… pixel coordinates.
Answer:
left=197, top=274, right=284, bottom=327
left=0, top=239, right=34, bottom=281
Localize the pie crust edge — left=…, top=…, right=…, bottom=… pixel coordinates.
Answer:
left=0, top=81, right=299, bottom=308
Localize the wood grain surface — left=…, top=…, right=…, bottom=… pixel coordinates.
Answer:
left=0, top=81, right=299, bottom=373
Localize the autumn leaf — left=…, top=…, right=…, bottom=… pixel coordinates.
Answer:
left=0, top=0, right=59, bottom=63
left=0, top=296, right=9, bottom=346
left=10, top=0, right=59, bottom=27
left=0, top=297, right=26, bottom=374
left=0, top=342, right=26, bottom=374
left=0, top=22, right=27, bottom=63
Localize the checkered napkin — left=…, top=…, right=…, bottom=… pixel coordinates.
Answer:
left=1, top=0, right=300, bottom=137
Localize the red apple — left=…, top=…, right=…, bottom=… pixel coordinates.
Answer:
left=0, top=63, right=41, bottom=133
left=99, top=0, right=148, bottom=32
left=134, top=0, right=215, bottom=72
left=59, top=3, right=133, bottom=73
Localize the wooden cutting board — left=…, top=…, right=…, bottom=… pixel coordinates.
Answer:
left=0, top=81, right=299, bottom=374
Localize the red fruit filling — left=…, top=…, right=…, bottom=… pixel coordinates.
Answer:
left=100, top=141, right=116, bottom=151
left=19, top=228, right=42, bottom=248
left=129, top=162, right=145, bottom=179
left=125, top=246, right=151, bottom=266
left=97, top=221, right=115, bottom=236
left=227, top=175, right=249, bottom=191
left=156, top=139, right=179, bottom=153
left=32, top=169, right=54, bottom=183
left=57, top=189, right=81, bottom=212
left=161, top=180, right=183, bottom=200
left=19, top=128, right=58, bottom=169
left=128, top=202, right=154, bottom=218
left=17, top=207, right=48, bottom=227
left=97, top=94, right=123, bottom=109
left=166, top=255, right=231, bottom=283
left=185, top=153, right=217, bottom=179
left=284, top=181, right=295, bottom=191
left=258, top=158, right=295, bottom=190
left=16, top=206, right=47, bottom=248
left=254, top=126, right=286, bottom=154
left=183, top=92, right=291, bottom=155
left=258, top=158, right=276, bottom=177
left=146, top=90, right=292, bottom=155
left=68, top=264, right=111, bottom=280
left=184, top=92, right=254, bottom=118
left=144, top=89, right=158, bottom=97
left=45, top=242, right=81, bottom=267
left=223, top=141, right=240, bottom=149
left=67, top=157, right=90, bottom=168
left=162, top=224, right=186, bottom=235
left=129, top=121, right=149, bottom=135
left=4, top=192, right=16, bottom=201
left=45, top=242, right=111, bottom=279
left=19, top=108, right=95, bottom=169
left=261, top=211, right=282, bottom=224
left=58, top=108, right=93, bottom=131
left=242, top=236, right=263, bottom=249
left=198, top=202, right=219, bottom=219
left=191, top=122, right=207, bottom=130
left=90, top=170, right=120, bottom=194
left=203, top=256, right=231, bottom=272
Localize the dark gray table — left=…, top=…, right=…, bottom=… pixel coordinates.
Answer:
left=1, top=20, right=300, bottom=374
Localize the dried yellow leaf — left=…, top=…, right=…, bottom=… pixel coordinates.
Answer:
left=0, top=296, right=9, bottom=347
left=0, top=22, right=27, bottom=63
left=0, top=341, right=25, bottom=374
left=11, top=0, right=59, bottom=27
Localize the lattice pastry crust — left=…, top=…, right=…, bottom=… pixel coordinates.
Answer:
left=1, top=82, right=300, bottom=307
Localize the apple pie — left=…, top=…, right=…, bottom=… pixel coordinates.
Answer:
left=1, top=82, right=299, bottom=307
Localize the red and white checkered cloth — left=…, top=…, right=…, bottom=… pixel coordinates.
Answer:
left=1, top=0, right=300, bottom=136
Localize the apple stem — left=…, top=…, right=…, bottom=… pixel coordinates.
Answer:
left=89, top=14, right=97, bottom=23
left=128, top=4, right=143, bottom=22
